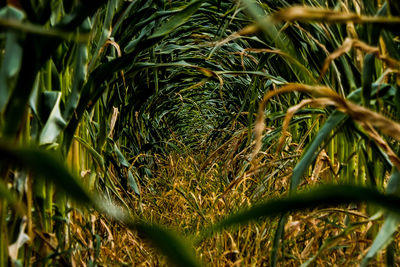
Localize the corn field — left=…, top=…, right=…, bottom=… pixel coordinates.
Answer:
left=1, top=0, right=400, bottom=266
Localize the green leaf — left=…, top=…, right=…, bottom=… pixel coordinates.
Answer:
left=360, top=170, right=400, bottom=266
left=124, top=23, right=153, bottom=53
left=361, top=54, right=375, bottom=107
left=361, top=214, right=400, bottom=267
left=114, top=143, right=130, bottom=168
left=0, top=6, right=25, bottom=112
left=127, top=170, right=140, bottom=196
left=39, top=92, right=67, bottom=145
left=63, top=20, right=90, bottom=122
left=271, top=215, right=287, bottom=267
left=149, top=0, right=207, bottom=39
left=74, top=135, right=105, bottom=170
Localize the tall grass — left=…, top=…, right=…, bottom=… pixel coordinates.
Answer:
left=1, top=0, right=400, bottom=266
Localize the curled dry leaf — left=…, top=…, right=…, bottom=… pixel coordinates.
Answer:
left=276, top=98, right=337, bottom=154
left=210, top=24, right=259, bottom=50
left=252, top=83, right=400, bottom=170
left=100, top=39, right=127, bottom=87
left=251, top=84, right=335, bottom=164
left=310, top=149, right=329, bottom=182
left=301, top=237, right=315, bottom=259
left=320, top=38, right=400, bottom=79
left=358, top=123, right=400, bottom=170
left=272, top=5, right=400, bottom=24
left=8, top=216, right=29, bottom=261
left=100, top=219, right=115, bottom=249
left=109, top=106, right=119, bottom=138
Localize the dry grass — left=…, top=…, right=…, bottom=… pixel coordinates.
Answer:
left=68, top=139, right=396, bottom=266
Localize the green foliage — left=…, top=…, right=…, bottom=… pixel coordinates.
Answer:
left=1, top=0, right=400, bottom=265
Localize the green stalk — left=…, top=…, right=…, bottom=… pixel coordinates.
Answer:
left=338, top=133, right=346, bottom=181
left=328, top=133, right=335, bottom=181
left=24, top=109, right=33, bottom=263
left=44, top=183, right=53, bottom=233
left=357, top=153, right=365, bottom=185
left=0, top=200, right=7, bottom=267
left=346, top=143, right=356, bottom=183
left=44, top=61, right=54, bottom=234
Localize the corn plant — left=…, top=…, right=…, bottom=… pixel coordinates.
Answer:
left=0, top=0, right=207, bottom=266
left=2, top=0, right=400, bottom=266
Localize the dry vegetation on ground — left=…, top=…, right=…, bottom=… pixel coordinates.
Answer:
left=69, top=148, right=396, bottom=266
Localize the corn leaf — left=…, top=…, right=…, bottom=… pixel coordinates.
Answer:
left=149, top=0, right=207, bottom=39
left=203, top=184, right=400, bottom=237
left=0, top=6, right=24, bottom=112
left=361, top=170, right=400, bottom=266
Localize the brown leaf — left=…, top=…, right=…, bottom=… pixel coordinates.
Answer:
left=253, top=83, right=400, bottom=170
left=272, top=5, right=400, bottom=24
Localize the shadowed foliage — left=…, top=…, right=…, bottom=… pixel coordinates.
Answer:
left=1, top=0, right=400, bottom=266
